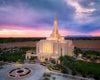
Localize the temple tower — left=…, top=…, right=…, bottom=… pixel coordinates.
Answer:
left=26, top=14, right=74, bottom=62
left=50, top=13, right=60, bottom=38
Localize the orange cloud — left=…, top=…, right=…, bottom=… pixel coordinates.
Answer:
left=0, top=24, right=100, bottom=37
left=90, top=30, right=100, bottom=36
left=0, top=29, right=51, bottom=37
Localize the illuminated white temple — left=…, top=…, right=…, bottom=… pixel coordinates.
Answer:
left=36, top=14, right=74, bottom=62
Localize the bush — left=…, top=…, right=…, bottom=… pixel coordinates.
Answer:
left=0, top=62, right=5, bottom=66
left=51, top=60, right=56, bottom=64
left=0, top=66, right=3, bottom=69
left=52, top=77, right=56, bottom=80
left=82, top=73, right=86, bottom=77
left=16, top=59, right=23, bottom=64
left=30, top=56, right=36, bottom=60
left=72, top=71, right=76, bottom=76
left=43, top=73, right=51, bottom=77
left=61, top=69, right=68, bottom=74
left=43, top=77, right=50, bottom=80
left=93, top=74, right=100, bottom=80
left=45, top=58, right=48, bottom=62
left=46, top=74, right=51, bottom=77
left=43, top=73, right=47, bottom=77
left=87, top=71, right=92, bottom=75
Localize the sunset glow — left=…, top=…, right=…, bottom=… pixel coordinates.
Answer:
left=0, top=0, right=100, bottom=37
left=0, top=25, right=100, bottom=37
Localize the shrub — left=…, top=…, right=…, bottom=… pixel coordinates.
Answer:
left=51, top=60, right=56, bottom=64
left=45, top=58, right=48, bottom=62
left=61, top=69, right=68, bottom=74
left=87, top=71, right=92, bottom=75
left=46, top=74, right=51, bottom=77
left=30, top=56, right=36, bottom=60
left=0, top=66, right=3, bottom=69
left=82, top=73, right=86, bottom=77
left=16, top=59, right=23, bottom=64
left=43, top=73, right=46, bottom=77
left=72, top=70, right=76, bottom=76
left=93, top=74, right=100, bottom=80
left=52, top=77, right=56, bottom=80
left=43, top=77, right=50, bottom=80
left=43, top=73, right=51, bottom=77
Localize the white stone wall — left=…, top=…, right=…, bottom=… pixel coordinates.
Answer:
left=36, top=39, right=74, bottom=62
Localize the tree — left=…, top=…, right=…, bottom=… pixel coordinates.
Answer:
left=59, top=56, right=64, bottom=66
left=74, top=47, right=82, bottom=56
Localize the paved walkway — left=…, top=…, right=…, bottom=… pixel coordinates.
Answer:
left=0, top=63, right=94, bottom=80
left=0, top=63, right=44, bottom=80
left=48, top=71, right=94, bottom=80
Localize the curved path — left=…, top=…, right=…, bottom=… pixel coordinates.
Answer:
left=0, top=63, right=92, bottom=80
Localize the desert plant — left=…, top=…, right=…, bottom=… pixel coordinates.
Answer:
left=52, top=77, right=56, bottom=80
left=43, top=73, right=51, bottom=77
left=43, top=73, right=47, bottom=77
left=43, top=77, right=50, bottom=80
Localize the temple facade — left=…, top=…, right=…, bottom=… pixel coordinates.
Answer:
left=36, top=14, right=74, bottom=62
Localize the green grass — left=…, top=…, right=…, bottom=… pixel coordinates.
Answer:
left=59, top=55, right=100, bottom=79
left=77, top=60, right=100, bottom=75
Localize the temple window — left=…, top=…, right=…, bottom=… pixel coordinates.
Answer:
left=46, top=45, right=49, bottom=53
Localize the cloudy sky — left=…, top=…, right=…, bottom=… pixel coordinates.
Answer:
left=0, top=0, right=100, bottom=37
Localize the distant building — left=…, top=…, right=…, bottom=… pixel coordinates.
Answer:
left=26, top=14, right=74, bottom=62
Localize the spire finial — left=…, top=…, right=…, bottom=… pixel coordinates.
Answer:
left=49, top=13, right=60, bottom=38
left=54, top=13, right=56, bottom=21
left=55, top=13, right=56, bottom=16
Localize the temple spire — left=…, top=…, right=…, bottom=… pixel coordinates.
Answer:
left=53, top=13, right=58, bottom=34
left=51, top=13, right=60, bottom=38
left=47, top=13, right=61, bottom=40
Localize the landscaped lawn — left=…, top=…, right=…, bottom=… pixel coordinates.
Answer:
left=76, top=60, right=100, bottom=79
left=59, top=55, right=100, bottom=80
left=77, top=60, right=100, bottom=74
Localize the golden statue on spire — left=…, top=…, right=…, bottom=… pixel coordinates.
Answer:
left=54, top=13, right=56, bottom=21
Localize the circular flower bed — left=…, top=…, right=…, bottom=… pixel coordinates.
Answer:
left=8, top=67, right=32, bottom=78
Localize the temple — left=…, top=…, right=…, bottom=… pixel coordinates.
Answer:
left=26, top=14, right=74, bottom=62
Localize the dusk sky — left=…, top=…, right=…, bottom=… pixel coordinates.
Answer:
left=0, top=0, right=100, bottom=37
